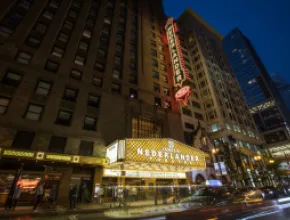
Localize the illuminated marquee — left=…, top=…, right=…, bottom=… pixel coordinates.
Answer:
left=125, top=139, right=206, bottom=168
left=165, top=18, right=191, bottom=105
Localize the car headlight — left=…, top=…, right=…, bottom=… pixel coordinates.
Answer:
left=269, top=191, right=273, bottom=194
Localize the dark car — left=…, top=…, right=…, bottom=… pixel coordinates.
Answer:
left=259, top=186, right=278, bottom=199
left=180, top=186, right=239, bottom=207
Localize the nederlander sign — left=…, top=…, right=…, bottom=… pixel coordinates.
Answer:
left=125, top=139, right=206, bottom=168
left=165, top=18, right=191, bottom=105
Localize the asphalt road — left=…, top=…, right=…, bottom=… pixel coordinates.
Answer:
left=2, top=202, right=290, bottom=220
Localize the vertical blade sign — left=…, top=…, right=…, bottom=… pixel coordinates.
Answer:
left=165, top=18, right=191, bottom=106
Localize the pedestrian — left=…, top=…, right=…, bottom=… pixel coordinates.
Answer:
left=12, top=184, right=22, bottom=210
left=69, top=185, right=78, bottom=210
left=49, top=184, right=57, bottom=210
left=78, top=183, right=85, bottom=203
left=33, top=182, right=44, bottom=211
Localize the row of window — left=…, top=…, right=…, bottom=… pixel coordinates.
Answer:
left=12, top=130, right=95, bottom=156
left=1, top=97, right=98, bottom=130
left=0, top=0, right=35, bottom=37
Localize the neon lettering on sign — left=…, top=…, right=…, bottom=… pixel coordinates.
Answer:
left=165, top=18, right=191, bottom=105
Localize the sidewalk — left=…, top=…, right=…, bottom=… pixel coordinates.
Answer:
left=0, top=199, right=173, bottom=218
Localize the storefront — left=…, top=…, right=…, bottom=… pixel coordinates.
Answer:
left=0, top=148, right=108, bottom=205
left=103, top=138, right=207, bottom=201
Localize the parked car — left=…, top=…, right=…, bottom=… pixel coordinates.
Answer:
left=259, top=186, right=279, bottom=199
left=180, top=186, right=239, bottom=207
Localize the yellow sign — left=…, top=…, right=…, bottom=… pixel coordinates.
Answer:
left=125, top=139, right=206, bottom=168
left=3, top=150, right=34, bottom=158
left=46, top=154, right=71, bottom=162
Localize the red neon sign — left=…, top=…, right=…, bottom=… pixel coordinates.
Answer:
left=175, top=86, right=191, bottom=105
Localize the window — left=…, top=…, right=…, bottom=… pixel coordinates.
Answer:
left=58, top=32, right=69, bottom=43
left=151, top=49, right=157, bottom=57
left=0, top=25, right=13, bottom=37
left=52, top=46, right=64, bottom=58
left=114, top=56, right=122, bottom=66
left=155, top=97, right=161, bottom=106
left=132, top=116, right=161, bottom=138
left=35, top=22, right=47, bottom=34
left=63, top=20, right=74, bottom=30
left=151, top=40, right=156, bottom=47
left=151, top=32, right=156, bottom=38
left=83, top=116, right=97, bottom=130
left=163, top=88, right=169, bottom=96
left=70, top=69, right=82, bottom=80
left=129, top=88, right=138, bottom=99
left=45, top=60, right=59, bottom=72
left=88, top=94, right=100, bottom=108
left=104, top=18, right=111, bottom=24
left=195, top=112, right=203, bottom=120
left=1, top=71, right=22, bottom=87
left=12, top=131, right=35, bottom=149
left=83, top=29, right=91, bottom=38
left=79, top=141, right=94, bottom=156
left=68, top=9, right=77, bottom=18
left=152, top=59, right=158, bottom=67
left=152, top=71, right=159, bottom=79
left=63, top=88, right=78, bottom=101
left=79, top=41, right=88, bottom=51
left=192, top=101, right=201, bottom=109
left=153, top=83, right=160, bottom=93
left=160, top=64, right=166, bottom=71
left=74, top=55, right=85, bottom=65
left=159, top=54, right=165, bottom=61
left=49, top=0, right=59, bottom=8
left=35, top=81, right=52, bottom=96
left=112, top=83, right=121, bottom=93
left=113, top=69, right=121, bottom=79
left=94, top=62, right=104, bottom=72
left=43, top=10, right=54, bottom=20
left=56, top=110, right=72, bottom=126
left=182, top=108, right=192, bottom=116
left=16, top=51, right=32, bottom=64
left=185, top=122, right=194, bottom=130
left=92, top=76, right=102, bottom=87
left=48, top=136, right=67, bottom=153
left=162, top=75, right=168, bottom=83
left=0, top=97, right=10, bottom=114
left=25, top=104, right=44, bottom=121
left=26, top=36, right=40, bottom=47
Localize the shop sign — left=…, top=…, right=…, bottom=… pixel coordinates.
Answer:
left=103, top=169, right=186, bottom=179
left=125, top=139, right=206, bottom=168
left=46, top=154, right=71, bottom=162
left=106, top=142, right=118, bottom=164
left=18, top=179, right=40, bottom=189
left=165, top=18, right=191, bottom=105
left=2, top=149, right=34, bottom=158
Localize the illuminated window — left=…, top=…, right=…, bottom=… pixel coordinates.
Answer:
left=26, top=36, right=40, bottom=47
left=70, top=69, right=82, bottom=80
left=92, top=76, right=102, bottom=87
left=209, top=123, right=220, bottom=132
left=248, top=78, right=256, bottom=85
left=52, top=46, right=64, bottom=58
left=43, top=10, right=54, bottom=20
left=79, top=41, right=88, bottom=51
left=25, top=104, right=44, bottom=121
left=56, top=110, right=72, bottom=126
left=35, top=81, right=52, bottom=96
left=132, top=116, right=161, bottom=138
left=83, top=116, right=97, bottom=131
left=16, top=51, right=32, bottom=64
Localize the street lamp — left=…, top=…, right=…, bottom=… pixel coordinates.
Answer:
left=269, top=159, right=275, bottom=164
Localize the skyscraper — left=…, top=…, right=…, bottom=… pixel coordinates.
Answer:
left=223, top=28, right=290, bottom=162
left=172, top=9, right=267, bottom=187
left=271, top=72, right=290, bottom=111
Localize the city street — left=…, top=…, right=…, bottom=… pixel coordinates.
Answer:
left=1, top=200, right=290, bottom=220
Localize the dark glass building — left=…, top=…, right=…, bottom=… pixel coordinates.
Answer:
left=223, top=28, right=290, bottom=162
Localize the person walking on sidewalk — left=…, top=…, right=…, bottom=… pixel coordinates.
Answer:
left=33, top=182, right=44, bottom=211
left=11, top=184, right=22, bottom=211
left=69, top=185, right=78, bottom=210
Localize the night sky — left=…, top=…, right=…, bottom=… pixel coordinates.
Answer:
left=163, top=0, right=290, bottom=82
